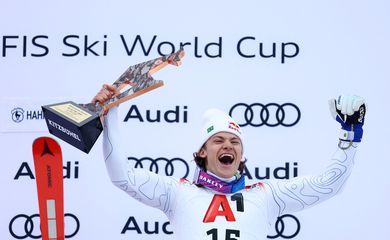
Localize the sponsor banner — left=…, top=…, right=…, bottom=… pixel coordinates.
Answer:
left=229, top=102, right=301, bottom=128
left=0, top=34, right=300, bottom=64
left=0, top=98, right=90, bottom=133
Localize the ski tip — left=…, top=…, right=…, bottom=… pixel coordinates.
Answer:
left=33, top=136, right=59, bottom=145
left=33, top=136, right=62, bottom=156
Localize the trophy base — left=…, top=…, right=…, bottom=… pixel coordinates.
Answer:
left=42, top=101, right=103, bottom=153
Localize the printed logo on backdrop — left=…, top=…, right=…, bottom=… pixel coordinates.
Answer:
left=5, top=105, right=45, bottom=132
left=1, top=98, right=87, bottom=133
left=243, top=162, right=299, bottom=181
left=10, top=107, right=44, bottom=123
left=2, top=101, right=44, bottom=132
left=121, top=216, right=173, bottom=235
left=123, top=105, right=188, bottom=123
left=229, top=103, right=301, bottom=127
left=14, top=161, right=80, bottom=180
left=1, top=34, right=300, bottom=64
left=11, top=107, right=25, bottom=123
left=267, top=214, right=301, bottom=239
left=127, top=157, right=190, bottom=179
left=9, top=213, right=80, bottom=239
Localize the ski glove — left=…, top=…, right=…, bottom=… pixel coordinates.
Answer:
left=328, top=95, right=366, bottom=142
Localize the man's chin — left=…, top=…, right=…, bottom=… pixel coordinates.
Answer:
left=216, top=167, right=236, bottom=179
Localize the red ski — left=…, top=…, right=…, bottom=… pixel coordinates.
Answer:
left=32, top=137, right=64, bottom=240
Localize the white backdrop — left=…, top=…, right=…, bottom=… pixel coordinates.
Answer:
left=1, top=0, right=389, bottom=239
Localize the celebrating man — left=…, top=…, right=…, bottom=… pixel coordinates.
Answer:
left=94, top=85, right=366, bottom=239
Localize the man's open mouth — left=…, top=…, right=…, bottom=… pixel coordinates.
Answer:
left=218, top=153, right=235, bottom=165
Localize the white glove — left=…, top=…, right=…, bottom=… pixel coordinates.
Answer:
left=328, top=95, right=366, bottom=142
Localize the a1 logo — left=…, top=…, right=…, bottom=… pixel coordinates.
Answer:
left=203, top=193, right=244, bottom=223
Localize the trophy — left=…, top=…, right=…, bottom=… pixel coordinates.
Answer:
left=42, top=48, right=185, bottom=153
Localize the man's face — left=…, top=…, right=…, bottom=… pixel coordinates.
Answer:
left=198, top=132, right=243, bottom=179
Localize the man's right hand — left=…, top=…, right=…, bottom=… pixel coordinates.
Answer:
left=91, top=84, right=119, bottom=105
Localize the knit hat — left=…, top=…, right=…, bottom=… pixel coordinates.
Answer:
left=197, top=108, right=244, bottom=154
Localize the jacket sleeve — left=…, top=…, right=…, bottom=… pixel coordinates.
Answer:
left=264, top=141, right=358, bottom=218
left=102, top=107, right=179, bottom=218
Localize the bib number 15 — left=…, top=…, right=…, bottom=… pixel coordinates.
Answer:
left=207, top=228, right=240, bottom=240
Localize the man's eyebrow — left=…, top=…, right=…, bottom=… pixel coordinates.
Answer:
left=212, top=136, right=225, bottom=140
left=212, top=135, right=239, bottom=141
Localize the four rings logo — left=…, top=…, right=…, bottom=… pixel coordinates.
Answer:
left=127, top=157, right=190, bottom=178
left=267, top=214, right=301, bottom=239
left=9, top=213, right=80, bottom=239
left=229, top=103, right=301, bottom=127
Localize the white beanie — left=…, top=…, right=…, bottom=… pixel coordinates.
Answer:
left=198, top=108, right=244, bottom=152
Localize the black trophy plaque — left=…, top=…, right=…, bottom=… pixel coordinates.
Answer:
left=42, top=48, right=185, bottom=153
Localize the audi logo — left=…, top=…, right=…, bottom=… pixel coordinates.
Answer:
left=9, top=213, right=80, bottom=239
left=127, top=157, right=190, bottom=178
left=267, top=214, right=301, bottom=239
left=229, top=103, right=301, bottom=127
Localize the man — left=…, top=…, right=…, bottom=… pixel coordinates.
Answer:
left=93, top=84, right=366, bottom=239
